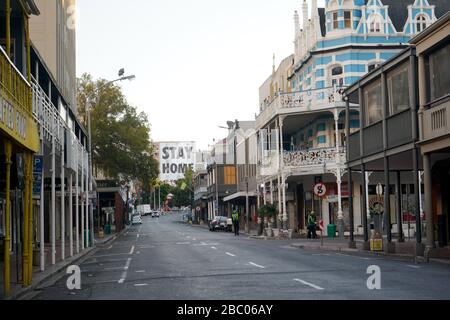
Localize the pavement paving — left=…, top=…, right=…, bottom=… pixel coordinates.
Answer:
left=27, top=212, right=450, bottom=300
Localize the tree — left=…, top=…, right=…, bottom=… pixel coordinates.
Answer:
left=77, top=73, right=159, bottom=189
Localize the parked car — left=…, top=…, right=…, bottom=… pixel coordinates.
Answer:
left=209, top=216, right=232, bottom=232
left=132, top=214, right=142, bottom=225
left=151, top=211, right=160, bottom=218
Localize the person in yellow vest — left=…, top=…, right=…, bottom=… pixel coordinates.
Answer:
left=232, top=208, right=240, bottom=236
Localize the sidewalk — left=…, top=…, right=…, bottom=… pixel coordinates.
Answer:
left=1, top=228, right=126, bottom=300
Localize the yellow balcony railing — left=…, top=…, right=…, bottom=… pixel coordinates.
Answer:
left=0, top=46, right=32, bottom=116
left=0, top=46, right=39, bottom=153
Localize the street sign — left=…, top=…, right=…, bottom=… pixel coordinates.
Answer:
left=33, top=155, right=44, bottom=198
left=314, top=183, right=327, bottom=198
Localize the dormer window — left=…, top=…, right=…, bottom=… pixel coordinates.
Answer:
left=368, top=14, right=383, bottom=33
left=416, top=15, right=428, bottom=33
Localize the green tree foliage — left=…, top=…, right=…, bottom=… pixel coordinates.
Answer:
left=77, top=73, right=159, bottom=192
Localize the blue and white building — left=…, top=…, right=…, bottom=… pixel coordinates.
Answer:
left=256, top=0, right=450, bottom=236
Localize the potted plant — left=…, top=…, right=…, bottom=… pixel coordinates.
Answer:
left=258, top=204, right=277, bottom=237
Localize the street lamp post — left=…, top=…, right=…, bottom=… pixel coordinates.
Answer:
left=245, top=176, right=250, bottom=234
left=87, top=70, right=136, bottom=244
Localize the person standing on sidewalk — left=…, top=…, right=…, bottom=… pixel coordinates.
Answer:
left=307, top=211, right=317, bottom=239
left=232, top=208, right=240, bottom=236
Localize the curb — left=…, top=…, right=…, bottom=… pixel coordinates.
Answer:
left=289, top=243, right=421, bottom=260
left=11, top=228, right=127, bottom=300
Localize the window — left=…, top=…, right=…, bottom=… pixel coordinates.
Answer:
left=387, top=63, right=410, bottom=115
left=368, top=14, right=383, bottom=33
left=416, top=15, right=428, bottom=33
left=317, top=136, right=327, bottom=144
left=350, top=120, right=360, bottom=129
left=429, top=42, right=450, bottom=101
left=317, top=123, right=326, bottom=132
left=330, top=65, right=344, bottom=87
left=364, top=80, right=383, bottom=125
left=333, top=12, right=339, bottom=30
left=308, top=129, right=314, bottom=138
left=344, top=11, right=352, bottom=29
left=368, top=62, right=382, bottom=72
left=224, top=166, right=236, bottom=185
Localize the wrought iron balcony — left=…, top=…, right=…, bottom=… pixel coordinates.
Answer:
left=283, top=147, right=346, bottom=168
left=256, top=86, right=346, bottom=129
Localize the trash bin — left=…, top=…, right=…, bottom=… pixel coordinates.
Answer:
left=104, top=224, right=111, bottom=235
left=327, top=224, right=336, bottom=239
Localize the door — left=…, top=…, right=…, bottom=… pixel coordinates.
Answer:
left=296, top=184, right=304, bottom=230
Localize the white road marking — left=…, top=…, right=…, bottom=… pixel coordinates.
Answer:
left=134, top=283, right=148, bottom=287
left=336, top=253, right=352, bottom=257
left=193, top=238, right=197, bottom=241
left=129, top=245, right=135, bottom=255
left=118, top=258, right=132, bottom=284
left=136, top=270, right=146, bottom=273
left=407, top=265, right=421, bottom=269
left=294, top=278, right=324, bottom=290
left=107, top=245, right=113, bottom=250
left=137, top=234, right=140, bottom=239
left=104, top=267, right=126, bottom=271
left=226, top=252, right=236, bottom=257
left=176, top=242, right=191, bottom=245
left=248, top=262, right=265, bottom=269
left=94, top=253, right=130, bottom=258
left=211, top=247, right=218, bottom=250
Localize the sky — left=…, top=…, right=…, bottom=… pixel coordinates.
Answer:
left=76, top=0, right=326, bottom=150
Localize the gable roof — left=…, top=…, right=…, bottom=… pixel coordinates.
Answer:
left=366, top=0, right=450, bottom=32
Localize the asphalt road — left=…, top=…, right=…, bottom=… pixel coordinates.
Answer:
left=30, top=212, right=450, bottom=300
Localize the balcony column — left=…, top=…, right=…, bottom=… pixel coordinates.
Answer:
left=423, top=153, right=435, bottom=252
left=3, top=140, right=12, bottom=296
left=263, top=182, right=267, bottom=205
left=277, top=175, right=282, bottom=230
left=51, top=117, right=56, bottom=265
left=282, top=174, right=288, bottom=231
left=69, top=173, right=73, bottom=257
left=61, top=129, right=65, bottom=261
left=75, top=157, right=80, bottom=254
left=270, top=180, right=274, bottom=205
left=5, top=0, right=11, bottom=58
left=334, top=110, right=344, bottom=240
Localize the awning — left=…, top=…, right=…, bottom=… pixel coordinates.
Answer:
left=224, top=191, right=256, bottom=202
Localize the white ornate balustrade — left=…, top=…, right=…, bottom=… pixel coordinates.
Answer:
left=283, top=147, right=346, bottom=167
left=31, top=76, right=88, bottom=174
left=256, top=86, right=346, bottom=129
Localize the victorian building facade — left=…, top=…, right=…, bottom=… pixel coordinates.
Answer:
left=256, top=0, right=448, bottom=237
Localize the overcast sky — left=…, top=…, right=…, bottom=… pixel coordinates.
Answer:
left=76, top=0, right=326, bottom=150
